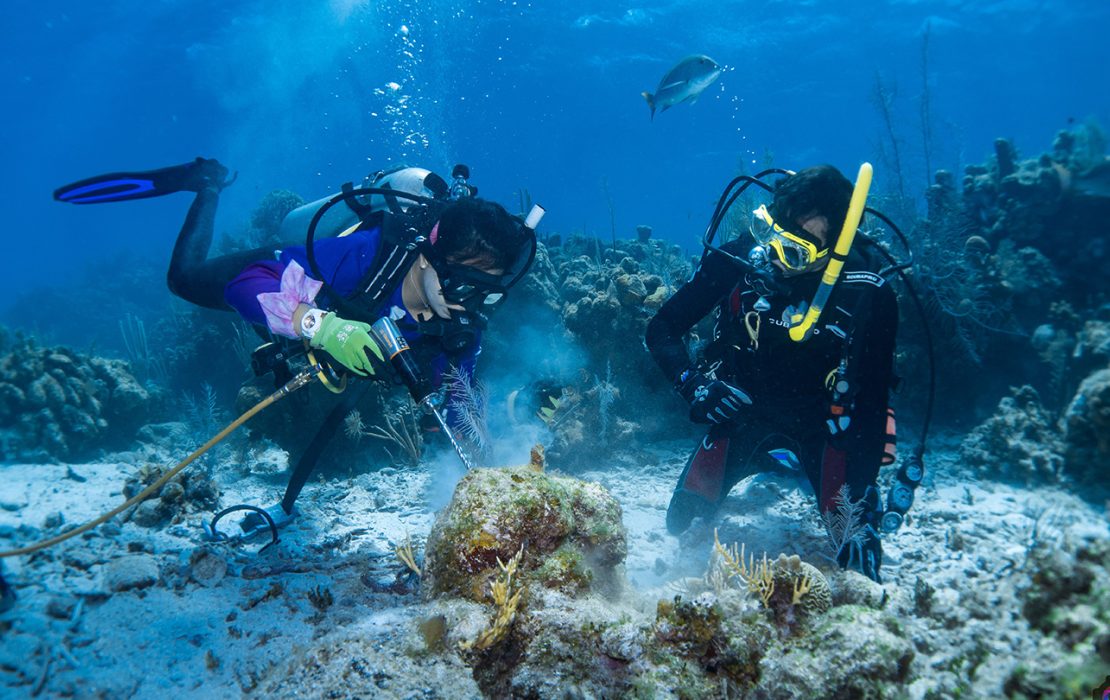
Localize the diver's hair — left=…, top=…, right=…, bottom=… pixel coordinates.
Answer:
left=768, top=165, right=854, bottom=244
left=434, top=197, right=528, bottom=271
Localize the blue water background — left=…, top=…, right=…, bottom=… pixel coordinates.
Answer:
left=1, top=0, right=1107, bottom=320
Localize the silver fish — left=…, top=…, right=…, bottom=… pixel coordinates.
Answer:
left=642, top=55, right=722, bottom=120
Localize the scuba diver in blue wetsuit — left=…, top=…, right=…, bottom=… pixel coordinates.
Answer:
left=55, top=158, right=540, bottom=538
left=646, top=165, right=902, bottom=583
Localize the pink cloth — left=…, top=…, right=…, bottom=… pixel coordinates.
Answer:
left=429, top=222, right=439, bottom=245
left=255, top=260, right=323, bottom=338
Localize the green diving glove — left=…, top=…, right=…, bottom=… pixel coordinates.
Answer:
left=309, top=313, right=385, bottom=377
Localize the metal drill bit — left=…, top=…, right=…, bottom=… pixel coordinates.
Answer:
left=426, top=401, right=475, bottom=471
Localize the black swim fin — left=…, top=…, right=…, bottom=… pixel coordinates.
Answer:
left=54, top=157, right=235, bottom=204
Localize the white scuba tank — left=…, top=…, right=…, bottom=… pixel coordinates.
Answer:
left=277, top=167, right=443, bottom=243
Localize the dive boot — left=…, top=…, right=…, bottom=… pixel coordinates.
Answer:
left=239, top=503, right=297, bottom=539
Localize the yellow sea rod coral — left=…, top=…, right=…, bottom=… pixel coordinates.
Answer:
left=460, top=548, right=524, bottom=652
left=711, top=531, right=831, bottom=625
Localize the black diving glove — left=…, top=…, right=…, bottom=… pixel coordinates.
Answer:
left=677, top=370, right=752, bottom=425
left=838, top=524, right=883, bottom=584
left=836, top=485, right=884, bottom=583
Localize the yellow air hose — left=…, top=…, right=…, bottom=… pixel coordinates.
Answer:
left=788, top=162, right=873, bottom=342
left=0, top=368, right=319, bottom=559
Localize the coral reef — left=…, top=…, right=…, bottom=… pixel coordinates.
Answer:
left=400, top=456, right=923, bottom=698
left=961, top=372, right=1110, bottom=488
left=482, top=235, right=698, bottom=469
left=0, top=333, right=155, bottom=461
left=755, top=605, right=914, bottom=697
left=960, top=385, right=1066, bottom=483
left=713, top=533, right=832, bottom=629
left=215, top=189, right=306, bottom=255
left=907, top=123, right=1109, bottom=425
left=650, top=594, right=770, bottom=695
left=1062, top=367, right=1110, bottom=483
left=1016, top=538, right=1110, bottom=693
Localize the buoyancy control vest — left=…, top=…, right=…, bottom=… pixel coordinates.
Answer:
left=287, top=164, right=542, bottom=356
left=706, top=246, right=888, bottom=415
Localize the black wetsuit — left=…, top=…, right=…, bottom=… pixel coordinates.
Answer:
left=646, top=240, right=898, bottom=533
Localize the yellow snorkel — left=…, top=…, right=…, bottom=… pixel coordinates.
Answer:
left=788, top=162, right=873, bottom=342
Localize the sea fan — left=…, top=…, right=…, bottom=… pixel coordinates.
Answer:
left=343, top=409, right=365, bottom=443
left=180, top=382, right=227, bottom=469
left=821, top=484, right=867, bottom=557
left=596, top=360, right=618, bottom=438
left=444, top=366, right=491, bottom=457
left=183, top=382, right=224, bottom=439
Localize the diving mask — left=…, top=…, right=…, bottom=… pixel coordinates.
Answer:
left=435, top=262, right=509, bottom=310
left=425, top=208, right=539, bottom=313
left=751, top=204, right=828, bottom=271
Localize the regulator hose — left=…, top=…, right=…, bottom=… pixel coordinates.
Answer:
left=0, top=369, right=318, bottom=559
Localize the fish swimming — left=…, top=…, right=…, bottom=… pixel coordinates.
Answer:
left=642, top=55, right=722, bottom=120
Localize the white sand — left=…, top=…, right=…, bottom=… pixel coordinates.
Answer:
left=0, top=436, right=1106, bottom=698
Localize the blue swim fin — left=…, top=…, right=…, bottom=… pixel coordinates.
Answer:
left=54, top=157, right=234, bottom=204
left=767, top=448, right=802, bottom=472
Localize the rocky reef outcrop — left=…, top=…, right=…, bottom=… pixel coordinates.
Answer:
left=422, top=456, right=627, bottom=601
left=960, top=385, right=1066, bottom=483
left=0, top=332, right=154, bottom=461
left=1011, top=537, right=1110, bottom=694
left=120, top=461, right=221, bottom=528
left=962, top=373, right=1110, bottom=487
left=1062, top=367, right=1110, bottom=483
left=276, top=450, right=920, bottom=698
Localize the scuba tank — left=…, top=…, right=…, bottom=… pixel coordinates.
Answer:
left=277, top=166, right=450, bottom=243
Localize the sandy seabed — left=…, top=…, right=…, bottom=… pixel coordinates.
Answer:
left=0, top=434, right=1106, bottom=698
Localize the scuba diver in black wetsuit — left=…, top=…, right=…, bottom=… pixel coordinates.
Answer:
left=55, top=158, right=540, bottom=540
left=646, top=165, right=898, bottom=583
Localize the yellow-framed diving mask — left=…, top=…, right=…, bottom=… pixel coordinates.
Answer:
left=751, top=204, right=828, bottom=271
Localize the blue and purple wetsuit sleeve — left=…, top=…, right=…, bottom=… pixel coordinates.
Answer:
left=223, top=228, right=480, bottom=426
left=224, top=229, right=380, bottom=338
